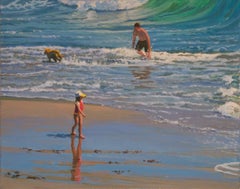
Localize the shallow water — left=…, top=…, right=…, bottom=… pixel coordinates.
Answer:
left=2, top=121, right=239, bottom=183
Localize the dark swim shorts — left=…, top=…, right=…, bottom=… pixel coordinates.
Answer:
left=135, top=40, right=149, bottom=52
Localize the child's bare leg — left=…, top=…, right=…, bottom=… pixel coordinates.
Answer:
left=78, top=115, right=85, bottom=139
left=71, top=116, right=78, bottom=135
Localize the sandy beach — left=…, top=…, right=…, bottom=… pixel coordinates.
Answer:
left=0, top=98, right=239, bottom=189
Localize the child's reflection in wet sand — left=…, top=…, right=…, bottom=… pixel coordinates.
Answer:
left=71, top=136, right=82, bottom=181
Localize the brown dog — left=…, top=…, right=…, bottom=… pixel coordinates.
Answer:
left=44, top=48, right=63, bottom=62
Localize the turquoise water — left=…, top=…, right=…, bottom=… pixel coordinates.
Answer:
left=1, top=0, right=239, bottom=52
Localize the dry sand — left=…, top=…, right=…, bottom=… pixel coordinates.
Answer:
left=1, top=97, right=148, bottom=126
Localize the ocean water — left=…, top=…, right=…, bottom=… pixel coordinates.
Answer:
left=1, top=0, right=240, bottom=177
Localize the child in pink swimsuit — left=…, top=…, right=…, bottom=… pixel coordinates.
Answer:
left=71, top=91, right=87, bottom=139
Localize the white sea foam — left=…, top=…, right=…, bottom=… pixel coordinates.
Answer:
left=61, top=47, right=233, bottom=66
left=2, top=80, right=70, bottom=93
left=59, top=0, right=148, bottom=11
left=2, top=46, right=240, bottom=123
left=1, top=46, right=239, bottom=66
left=215, top=162, right=240, bottom=177
left=29, top=80, right=73, bottom=92
left=217, top=102, right=240, bottom=119
left=1, top=0, right=52, bottom=11
left=218, top=87, right=238, bottom=97
left=41, top=35, right=59, bottom=39
left=151, top=51, right=220, bottom=64
left=1, top=31, right=17, bottom=35
left=222, top=75, right=234, bottom=85
left=1, top=70, right=51, bottom=77
left=184, top=91, right=212, bottom=98
left=156, top=119, right=180, bottom=126
left=3, top=86, right=29, bottom=92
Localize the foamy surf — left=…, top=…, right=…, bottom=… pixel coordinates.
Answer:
left=59, top=0, right=148, bottom=11
left=217, top=102, right=240, bottom=119
left=215, top=162, right=240, bottom=177
left=1, top=46, right=240, bottom=152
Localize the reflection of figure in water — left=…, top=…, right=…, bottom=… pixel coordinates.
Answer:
left=131, top=66, right=152, bottom=80
left=130, top=66, right=155, bottom=88
left=71, top=136, right=82, bottom=181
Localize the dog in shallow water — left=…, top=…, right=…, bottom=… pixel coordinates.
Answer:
left=44, top=48, right=63, bottom=62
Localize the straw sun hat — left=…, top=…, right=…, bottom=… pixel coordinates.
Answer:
left=75, top=90, right=87, bottom=98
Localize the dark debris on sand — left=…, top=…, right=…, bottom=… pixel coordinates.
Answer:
left=5, top=170, right=46, bottom=180
left=93, top=149, right=142, bottom=154
left=112, top=170, right=131, bottom=175
left=143, top=159, right=160, bottom=163
left=22, top=147, right=65, bottom=154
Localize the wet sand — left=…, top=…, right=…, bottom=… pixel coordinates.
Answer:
left=0, top=98, right=239, bottom=188
left=1, top=175, right=237, bottom=189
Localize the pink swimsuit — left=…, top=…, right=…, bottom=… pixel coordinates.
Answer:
left=74, top=101, right=84, bottom=115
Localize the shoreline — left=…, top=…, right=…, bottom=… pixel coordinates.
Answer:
left=0, top=96, right=150, bottom=127
left=1, top=97, right=239, bottom=189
